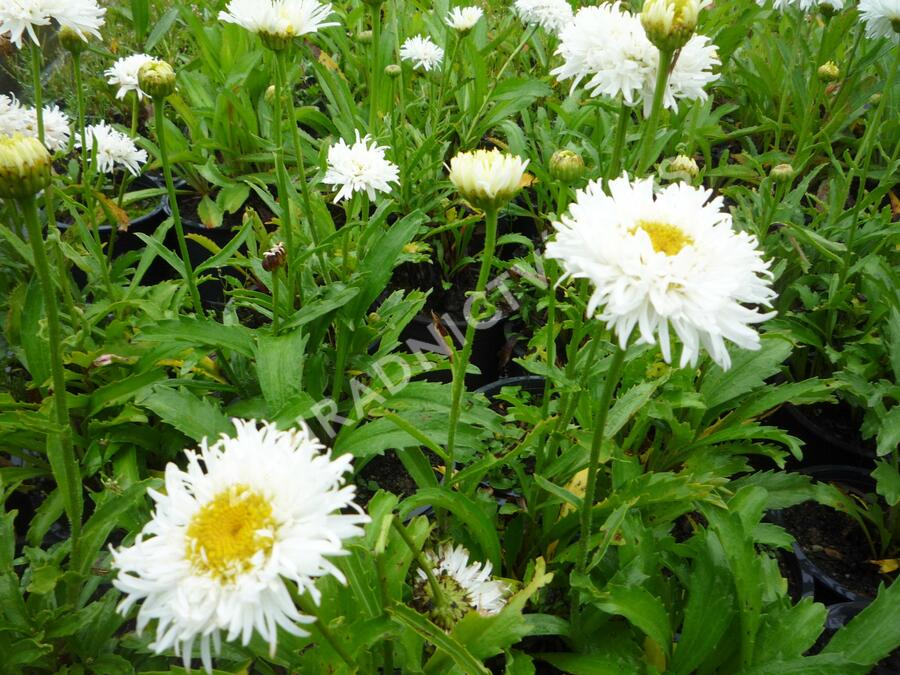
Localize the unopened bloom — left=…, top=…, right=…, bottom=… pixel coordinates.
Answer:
left=545, top=173, right=776, bottom=370
left=448, top=148, right=529, bottom=210
left=0, top=134, right=52, bottom=199
left=105, top=54, right=156, bottom=101
left=0, top=0, right=105, bottom=48
left=322, top=130, right=400, bottom=203
left=858, top=0, right=900, bottom=41
left=641, top=0, right=701, bottom=52
left=513, top=0, right=574, bottom=35
left=219, top=0, right=337, bottom=48
left=447, top=6, right=483, bottom=32
left=400, top=35, right=444, bottom=71
left=138, top=59, right=176, bottom=99
left=665, top=154, right=699, bottom=181
left=111, top=419, right=368, bottom=674
left=79, top=122, right=148, bottom=176
left=549, top=149, right=585, bottom=183
left=414, top=544, right=509, bottom=630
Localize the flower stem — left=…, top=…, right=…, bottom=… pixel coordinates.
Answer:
left=29, top=43, right=44, bottom=144
left=576, top=345, right=626, bottom=576
left=637, top=48, right=674, bottom=175
left=391, top=518, right=448, bottom=612
left=294, top=591, right=357, bottom=669
left=20, top=196, right=82, bottom=564
left=608, top=101, right=630, bottom=180
left=152, top=100, right=202, bottom=314
left=444, top=206, right=499, bottom=485
left=272, top=50, right=298, bottom=308
left=369, top=4, right=382, bottom=132
left=271, top=266, right=281, bottom=335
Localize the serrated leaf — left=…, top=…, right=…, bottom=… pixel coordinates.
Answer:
left=137, top=385, right=233, bottom=442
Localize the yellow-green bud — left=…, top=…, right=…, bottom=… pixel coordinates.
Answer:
left=666, top=154, right=699, bottom=181
left=641, top=0, right=700, bottom=52
left=869, top=92, right=882, bottom=106
left=770, top=163, right=794, bottom=183
left=817, top=61, right=839, bottom=82
left=357, top=30, right=373, bottom=44
left=0, top=135, right=52, bottom=200
left=549, top=149, right=585, bottom=183
left=384, top=64, right=402, bottom=78
left=265, top=84, right=277, bottom=103
left=58, top=26, right=88, bottom=54
left=138, top=60, right=176, bottom=99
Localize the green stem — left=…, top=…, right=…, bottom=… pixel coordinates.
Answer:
left=444, top=206, right=499, bottom=484
left=272, top=50, right=298, bottom=308
left=21, top=197, right=82, bottom=566
left=130, top=92, right=139, bottom=137
left=271, top=266, right=281, bottom=335
left=294, top=592, right=357, bottom=669
left=29, top=43, right=44, bottom=143
left=153, top=100, right=202, bottom=314
left=608, top=101, right=630, bottom=180
left=391, top=519, right=447, bottom=612
left=369, top=4, right=383, bottom=132
left=576, top=345, right=626, bottom=576
left=637, top=48, right=674, bottom=175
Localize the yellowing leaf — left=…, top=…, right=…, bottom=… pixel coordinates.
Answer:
left=870, top=558, right=900, bottom=574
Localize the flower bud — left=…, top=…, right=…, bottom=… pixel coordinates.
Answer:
left=58, top=26, right=88, bottom=54
left=0, top=135, right=52, bottom=199
left=138, top=60, right=176, bottom=99
left=262, top=241, right=287, bottom=272
left=817, top=0, right=839, bottom=17
left=817, top=61, right=840, bottom=82
left=641, top=0, right=699, bottom=52
left=384, top=64, right=402, bottom=78
left=448, top=148, right=529, bottom=210
left=666, top=154, right=699, bottom=181
left=357, top=30, right=373, bottom=44
left=265, top=84, right=277, bottom=103
left=770, top=163, right=794, bottom=183
left=549, top=149, right=585, bottom=183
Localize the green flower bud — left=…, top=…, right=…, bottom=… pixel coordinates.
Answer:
left=817, top=61, right=840, bottom=82
left=0, top=135, right=52, bottom=200
left=384, top=64, right=402, bottom=78
left=357, top=30, right=373, bottom=44
left=641, top=0, right=700, bottom=52
left=58, top=26, right=88, bottom=54
left=412, top=574, right=471, bottom=632
left=138, top=60, right=176, bottom=99
left=259, top=31, right=293, bottom=51
left=770, top=163, right=794, bottom=183
left=666, top=154, right=699, bottom=181
left=265, top=84, right=277, bottom=103
left=549, top=149, right=585, bottom=183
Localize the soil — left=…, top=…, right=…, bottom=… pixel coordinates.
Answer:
left=785, top=402, right=876, bottom=460
left=779, top=499, right=889, bottom=599
left=355, top=450, right=443, bottom=507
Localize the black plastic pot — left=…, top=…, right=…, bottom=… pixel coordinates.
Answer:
left=475, top=375, right=546, bottom=399
left=777, top=402, right=876, bottom=468
left=774, top=465, right=878, bottom=606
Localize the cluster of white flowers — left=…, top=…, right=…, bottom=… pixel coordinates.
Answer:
left=552, top=2, right=719, bottom=116
left=0, top=93, right=70, bottom=153
left=0, top=0, right=105, bottom=48
left=105, top=53, right=156, bottom=101
left=756, top=0, right=844, bottom=12
left=219, top=0, right=337, bottom=39
left=546, top=173, right=776, bottom=370
left=400, top=35, right=445, bottom=71
left=78, top=122, right=148, bottom=176
left=322, top=130, right=400, bottom=203
left=513, top=0, right=574, bottom=35
left=858, top=0, right=900, bottom=41
left=111, top=419, right=368, bottom=674
left=446, top=6, right=484, bottom=32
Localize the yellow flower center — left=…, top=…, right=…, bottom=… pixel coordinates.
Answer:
left=186, top=485, right=275, bottom=582
left=635, top=220, right=694, bottom=256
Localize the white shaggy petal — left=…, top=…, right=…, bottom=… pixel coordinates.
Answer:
left=77, top=121, right=147, bottom=175
left=420, top=544, right=510, bottom=616
left=219, top=0, right=338, bottom=37
left=322, top=130, right=399, bottom=203
left=400, top=35, right=444, bottom=71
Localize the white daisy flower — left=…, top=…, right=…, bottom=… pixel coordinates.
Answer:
left=513, top=0, right=574, bottom=35
left=0, top=94, right=30, bottom=138
left=111, top=419, right=369, bottom=674
left=446, top=6, right=484, bottom=32
left=399, top=35, right=444, bottom=71
left=219, top=0, right=337, bottom=40
left=552, top=2, right=718, bottom=116
left=448, top=147, right=529, bottom=209
left=105, top=53, right=155, bottom=101
left=22, top=104, right=71, bottom=152
left=0, top=0, right=104, bottom=48
left=858, top=0, right=900, bottom=40
left=545, top=173, right=776, bottom=370
left=414, top=544, right=509, bottom=630
left=757, top=0, right=844, bottom=11
left=322, top=130, right=400, bottom=203
left=78, top=122, right=148, bottom=176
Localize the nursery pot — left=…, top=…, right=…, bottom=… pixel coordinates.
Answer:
left=778, top=402, right=876, bottom=468
left=774, top=464, right=882, bottom=606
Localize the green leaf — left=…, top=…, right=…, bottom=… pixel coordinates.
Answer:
left=137, top=385, right=234, bottom=442
left=0, top=510, right=29, bottom=628
left=255, top=330, right=307, bottom=415
left=873, top=460, right=900, bottom=506
left=197, top=195, right=223, bottom=229
left=390, top=604, right=489, bottom=675
left=136, top=317, right=255, bottom=356
left=399, top=488, right=501, bottom=569
left=534, top=652, right=641, bottom=674
left=752, top=598, right=826, bottom=664
left=700, top=334, right=793, bottom=410
left=823, top=577, right=900, bottom=665
left=135, top=230, right=186, bottom=278
left=21, top=278, right=50, bottom=389
left=876, top=406, right=900, bottom=457
left=590, top=583, right=672, bottom=659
